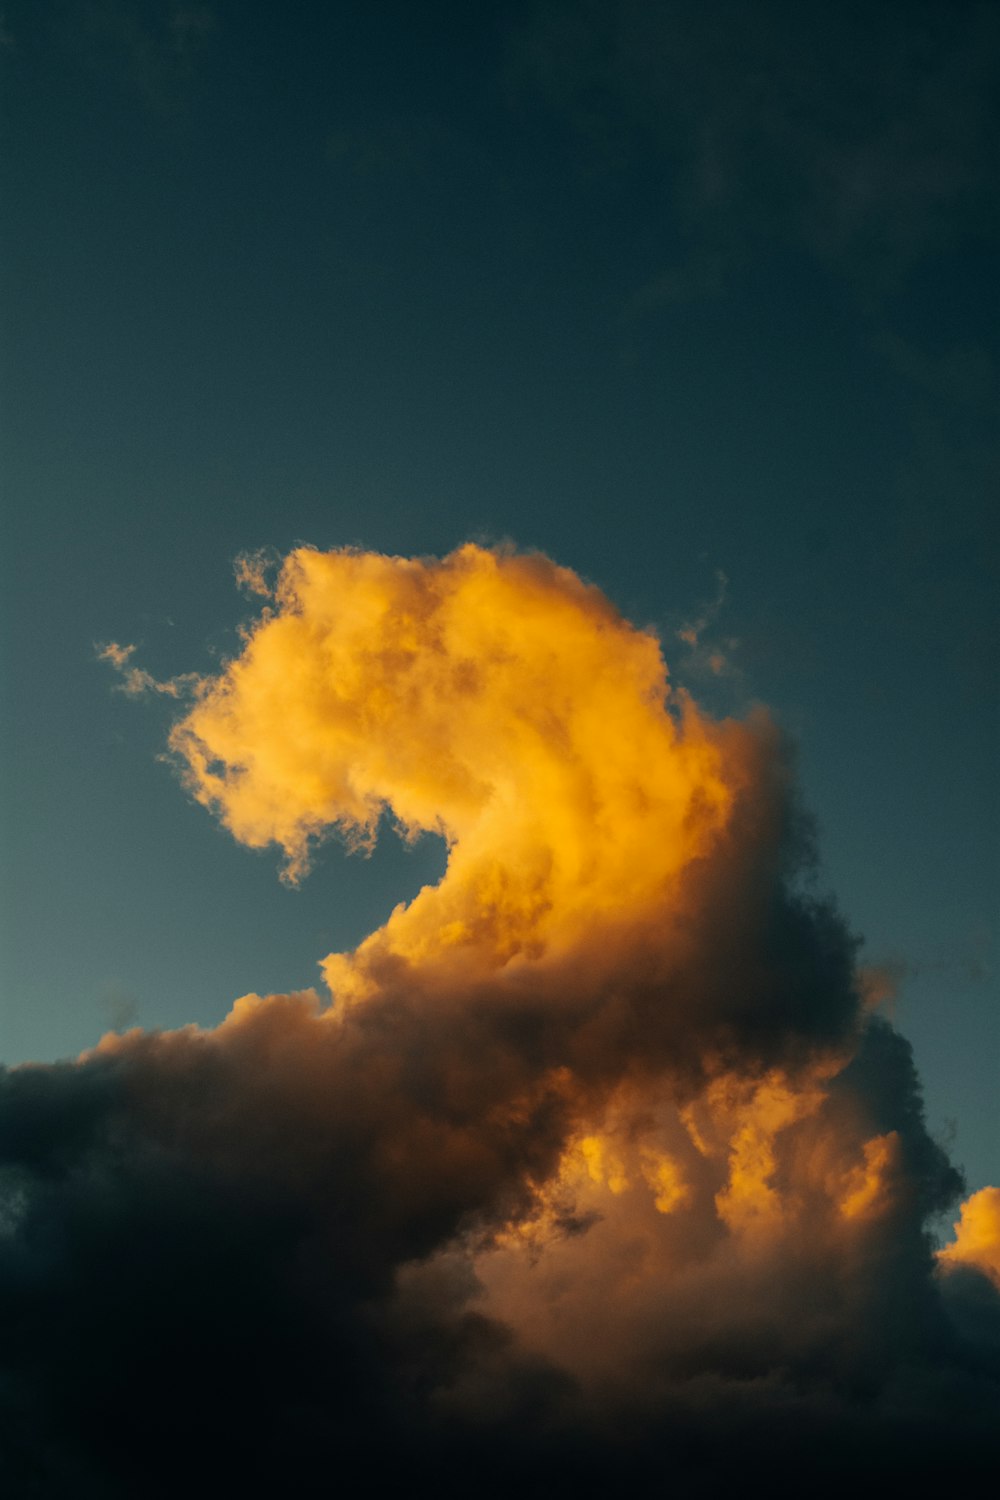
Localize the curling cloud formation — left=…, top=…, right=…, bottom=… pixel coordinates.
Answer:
left=2, top=544, right=997, bottom=1495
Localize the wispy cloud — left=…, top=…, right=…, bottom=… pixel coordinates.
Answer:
left=62, top=0, right=217, bottom=112
left=675, top=567, right=739, bottom=679
left=510, top=1, right=999, bottom=295
left=96, top=639, right=198, bottom=698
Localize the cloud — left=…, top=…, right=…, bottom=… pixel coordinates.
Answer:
left=232, top=547, right=278, bottom=598
left=675, top=567, right=740, bottom=682
left=56, top=0, right=217, bottom=114
left=510, top=0, right=1000, bottom=291
left=677, top=567, right=727, bottom=648
left=4, top=543, right=998, bottom=1492
left=96, top=639, right=196, bottom=698
left=938, top=1186, right=1000, bottom=1288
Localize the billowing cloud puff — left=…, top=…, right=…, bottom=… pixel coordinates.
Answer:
left=168, top=544, right=857, bottom=1064
left=938, top=1186, right=1000, bottom=1286
left=3, top=544, right=997, bottom=1495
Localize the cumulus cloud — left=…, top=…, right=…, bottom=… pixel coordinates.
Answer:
left=938, top=1186, right=1000, bottom=1287
left=4, top=543, right=998, bottom=1493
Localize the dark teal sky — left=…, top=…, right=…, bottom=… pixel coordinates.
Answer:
left=2, top=1, right=996, bottom=1192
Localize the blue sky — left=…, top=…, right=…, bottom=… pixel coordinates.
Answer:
left=1, top=0, right=996, bottom=1194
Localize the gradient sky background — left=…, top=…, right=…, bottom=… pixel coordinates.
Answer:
left=1, top=0, right=996, bottom=1196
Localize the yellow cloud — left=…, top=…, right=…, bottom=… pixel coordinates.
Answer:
left=168, top=544, right=741, bottom=1002
left=938, top=1186, right=1000, bottom=1287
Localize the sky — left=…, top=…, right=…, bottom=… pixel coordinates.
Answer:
left=1, top=2, right=998, bottom=1490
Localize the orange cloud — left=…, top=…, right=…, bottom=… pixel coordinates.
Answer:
left=836, top=1131, right=901, bottom=1221
left=938, top=1186, right=1000, bottom=1287
left=169, top=544, right=748, bottom=1006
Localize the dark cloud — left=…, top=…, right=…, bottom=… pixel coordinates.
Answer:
left=1, top=839, right=996, bottom=1493
left=0, top=1021, right=995, bottom=1495
left=510, top=0, right=999, bottom=297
